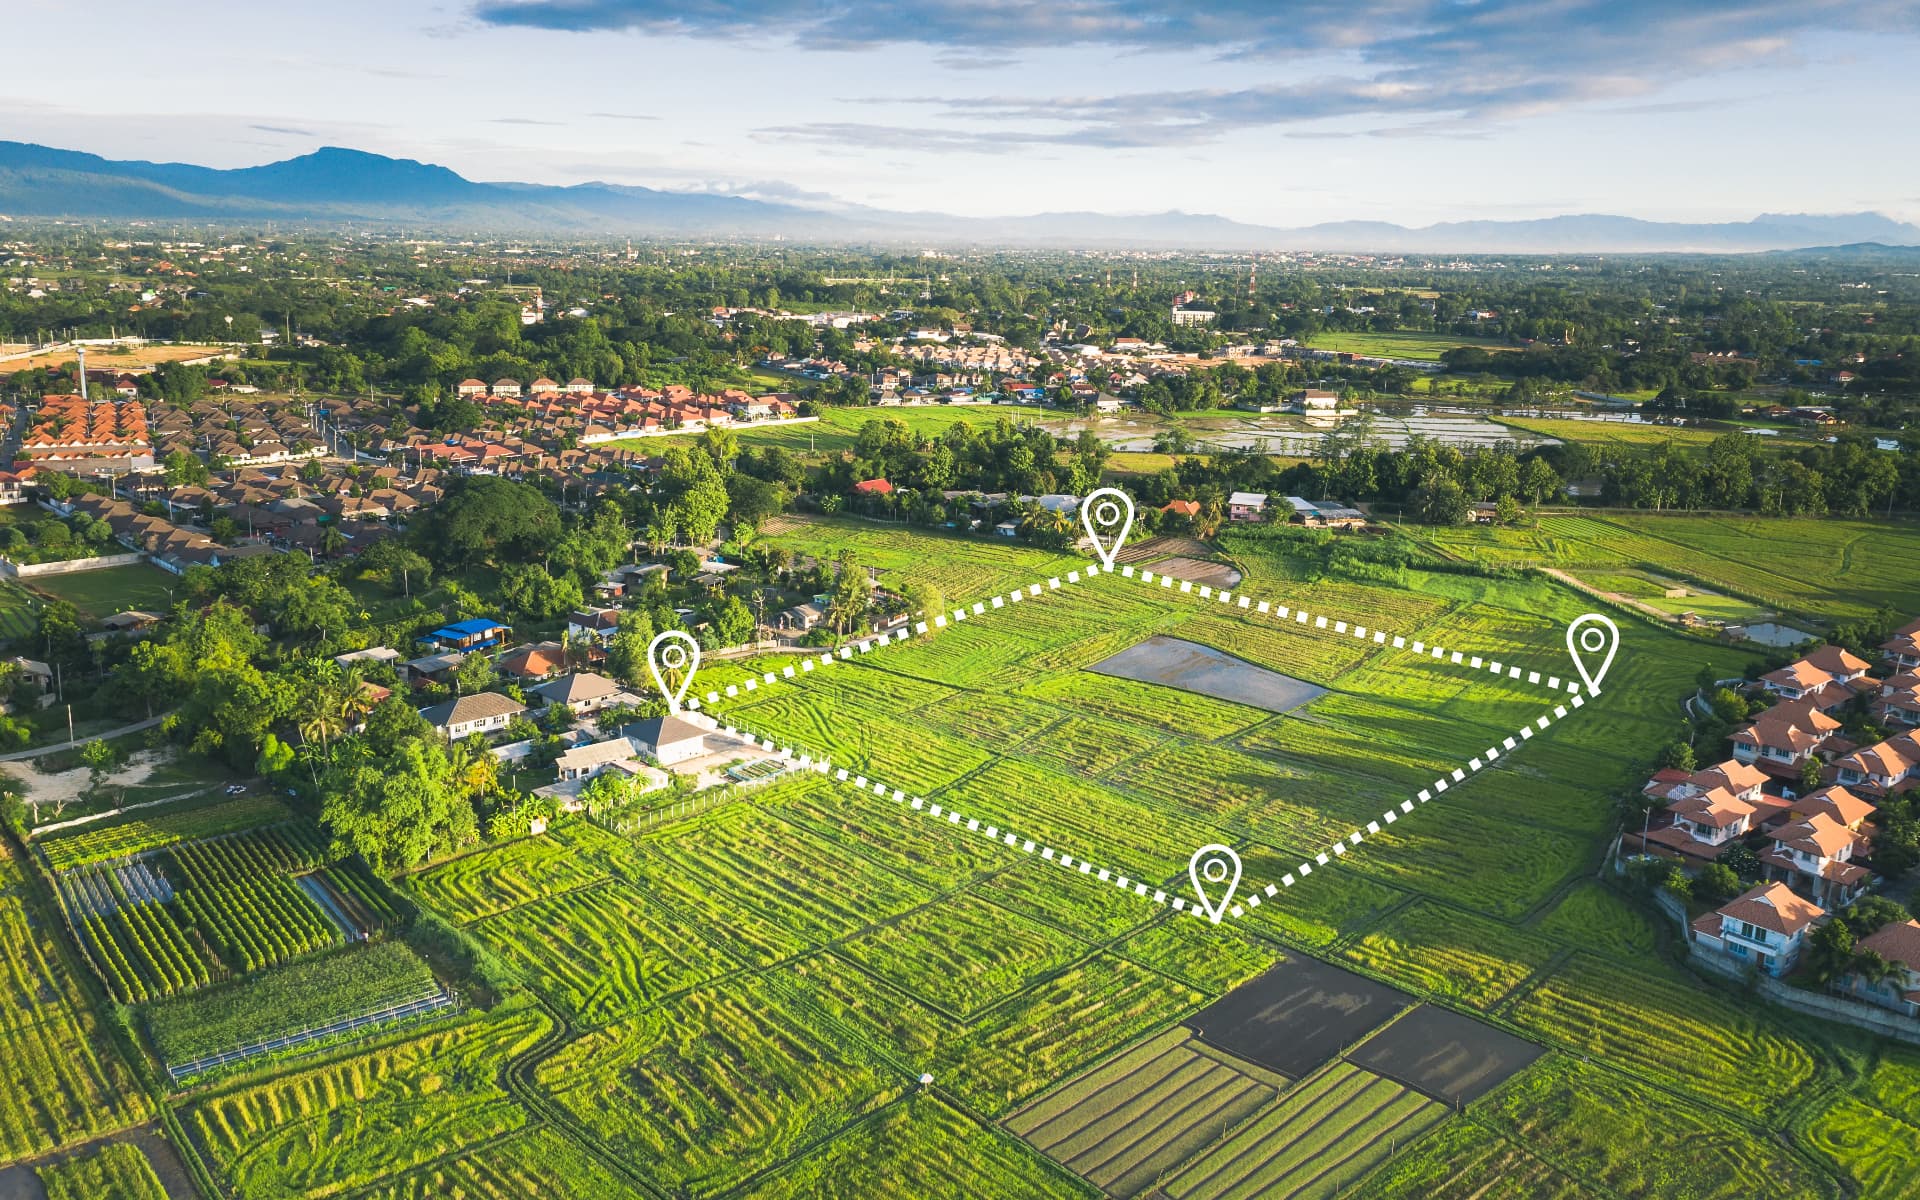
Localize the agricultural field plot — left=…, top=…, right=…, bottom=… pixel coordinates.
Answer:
left=1531, top=882, right=1657, bottom=959
left=1005, top=1027, right=1289, bottom=1199
left=1088, top=635, right=1328, bottom=714
left=1116, top=913, right=1282, bottom=993
left=1159, top=1062, right=1447, bottom=1200
left=1107, top=739, right=1390, bottom=853
left=185, top=1006, right=550, bottom=1199
left=1303, top=330, right=1511, bottom=360
left=473, top=881, right=737, bottom=1025
left=1802, top=1095, right=1920, bottom=1199
left=0, top=850, right=151, bottom=1164
left=791, top=951, right=1205, bottom=1117
left=534, top=973, right=905, bottom=1198
left=168, top=826, right=339, bottom=973
left=1188, top=958, right=1411, bottom=1078
left=836, top=892, right=1094, bottom=1019
left=145, top=940, right=439, bottom=1069
left=1481, top=1057, right=1841, bottom=1200
left=935, top=756, right=1221, bottom=885
left=725, top=691, right=990, bottom=795
left=765, top=779, right=1010, bottom=889
left=1422, top=514, right=1920, bottom=620
left=966, top=857, right=1157, bottom=944
left=915, top=690, right=1065, bottom=751
left=35, top=1140, right=168, bottom=1200
left=352, top=1125, right=650, bottom=1200
left=1241, top=690, right=1509, bottom=790
left=1504, top=954, right=1824, bottom=1119
left=740, top=1094, right=1086, bottom=1200
left=633, top=787, right=936, bottom=966
left=1234, top=846, right=1409, bottom=949
left=746, top=513, right=1083, bottom=602
left=1016, top=713, right=1166, bottom=777
left=1491, top=415, right=1732, bottom=449
left=35, top=795, right=292, bottom=871
left=1343, top=801, right=1594, bottom=921
left=27, top=563, right=180, bottom=619
left=1347, top=1005, right=1544, bottom=1105
left=1350, top=1119, right=1601, bottom=1200
left=403, top=818, right=624, bottom=922
left=1341, top=901, right=1557, bottom=1009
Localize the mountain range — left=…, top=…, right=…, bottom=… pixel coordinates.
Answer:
left=4, top=140, right=1918, bottom=254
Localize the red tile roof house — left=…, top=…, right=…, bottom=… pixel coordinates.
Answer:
left=852, top=478, right=894, bottom=496
left=456, top=378, right=488, bottom=397
left=1833, top=731, right=1920, bottom=798
left=1873, top=671, right=1920, bottom=729
left=1760, top=645, right=1873, bottom=712
left=1689, top=882, right=1828, bottom=976
left=1880, top=619, right=1920, bottom=671
left=1730, top=697, right=1842, bottom=779
left=1838, top=919, right=1920, bottom=1016
left=1761, top=810, right=1874, bottom=908
left=1637, top=759, right=1783, bottom=863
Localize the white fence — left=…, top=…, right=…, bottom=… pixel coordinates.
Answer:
left=0, top=551, right=146, bottom=579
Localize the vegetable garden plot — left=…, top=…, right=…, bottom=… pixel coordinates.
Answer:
left=1346, top=1003, right=1545, bottom=1105
left=1187, top=958, right=1411, bottom=1078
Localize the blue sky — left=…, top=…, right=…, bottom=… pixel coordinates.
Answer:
left=6, top=0, right=1919, bottom=226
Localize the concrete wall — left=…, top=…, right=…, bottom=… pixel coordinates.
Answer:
left=0, top=551, right=146, bottom=579
left=1654, top=886, right=1920, bottom=1046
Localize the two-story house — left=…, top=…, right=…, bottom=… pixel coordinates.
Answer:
left=1833, top=731, right=1920, bottom=797
left=1228, top=492, right=1269, bottom=523
left=566, top=607, right=623, bottom=647
left=1762, top=811, right=1873, bottom=907
left=1730, top=698, right=1841, bottom=779
left=1759, top=645, right=1872, bottom=712
left=1639, top=758, right=1779, bottom=864
left=1879, top=618, right=1920, bottom=672
left=1839, top=919, right=1920, bottom=1017
left=1874, top=673, right=1920, bottom=729
left=1690, top=882, right=1827, bottom=976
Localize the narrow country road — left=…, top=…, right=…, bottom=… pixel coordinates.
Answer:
left=0, top=713, right=171, bottom=762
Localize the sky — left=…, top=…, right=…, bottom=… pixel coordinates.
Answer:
left=5, top=0, right=1920, bottom=227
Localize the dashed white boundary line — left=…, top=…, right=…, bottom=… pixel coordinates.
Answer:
left=687, top=560, right=1581, bottom=714
left=712, top=691, right=1588, bottom=926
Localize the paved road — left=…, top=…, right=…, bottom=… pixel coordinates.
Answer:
left=0, top=713, right=170, bottom=762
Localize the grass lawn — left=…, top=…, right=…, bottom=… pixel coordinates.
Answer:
left=1302, top=330, right=1513, bottom=361
left=28, top=564, right=181, bottom=620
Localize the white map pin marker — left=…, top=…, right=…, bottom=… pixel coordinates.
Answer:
left=1188, top=844, right=1242, bottom=925
left=1080, top=487, right=1135, bottom=570
left=647, top=630, right=701, bottom=713
left=1566, top=613, right=1620, bottom=695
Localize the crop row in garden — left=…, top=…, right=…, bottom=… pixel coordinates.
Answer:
left=36, top=796, right=292, bottom=872
left=1341, top=901, right=1555, bottom=1009
left=185, top=1007, right=549, bottom=1198
left=1007, top=1027, right=1285, bottom=1198
left=36, top=1141, right=168, bottom=1200
left=1161, top=1062, right=1445, bottom=1200
left=353, top=1126, right=650, bottom=1200
left=81, top=900, right=218, bottom=1003
left=1350, top=1118, right=1598, bottom=1200
left=145, top=940, right=439, bottom=1068
left=168, top=836, right=341, bottom=973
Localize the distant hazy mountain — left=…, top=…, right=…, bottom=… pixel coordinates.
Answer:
left=4, top=140, right=1917, bottom=253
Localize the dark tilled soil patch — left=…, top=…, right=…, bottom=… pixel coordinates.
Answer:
left=1186, top=957, right=1411, bottom=1077
left=1145, top=556, right=1242, bottom=588
left=1347, top=1003, right=1545, bottom=1106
